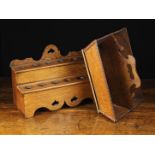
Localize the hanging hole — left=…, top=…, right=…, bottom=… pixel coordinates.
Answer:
left=127, top=64, right=134, bottom=80
left=71, top=96, right=78, bottom=102
left=52, top=100, right=59, bottom=106
left=48, top=49, right=55, bottom=54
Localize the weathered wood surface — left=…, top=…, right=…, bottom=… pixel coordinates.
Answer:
left=10, top=44, right=92, bottom=118
left=82, top=28, right=143, bottom=122
left=0, top=77, right=155, bottom=135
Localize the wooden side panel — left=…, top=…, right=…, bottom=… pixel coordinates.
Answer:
left=83, top=42, right=116, bottom=121
left=16, top=87, right=25, bottom=114
left=12, top=70, right=25, bottom=112
left=11, top=71, right=17, bottom=105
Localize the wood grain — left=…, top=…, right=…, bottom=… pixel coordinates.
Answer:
left=0, top=77, right=155, bottom=135
left=83, top=28, right=143, bottom=122
left=10, top=44, right=93, bottom=118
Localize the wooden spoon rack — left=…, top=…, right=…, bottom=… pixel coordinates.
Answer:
left=10, top=44, right=93, bottom=118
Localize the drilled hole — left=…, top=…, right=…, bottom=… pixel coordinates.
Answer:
left=32, top=63, right=40, bottom=67
left=17, top=66, right=24, bottom=70
left=45, top=60, right=52, bottom=65
left=71, top=57, right=78, bottom=61
left=52, top=100, right=59, bottom=106
left=71, top=57, right=82, bottom=61
left=51, top=80, right=60, bottom=84
left=77, top=76, right=85, bottom=80
left=127, top=64, right=134, bottom=80
left=64, top=78, right=70, bottom=82
left=57, top=59, right=64, bottom=63
left=71, top=96, right=78, bottom=102
left=24, top=86, right=32, bottom=89
left=38, top=83, right=45, bottom=87
left=48, top=49, right=55, bottom=53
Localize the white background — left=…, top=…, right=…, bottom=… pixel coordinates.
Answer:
left=0, top=0, right=155, bottom=19
left=0, top=136, right=155, bottom=155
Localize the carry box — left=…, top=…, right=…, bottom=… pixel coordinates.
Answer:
left=82, top=28, right=143, bottom=122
